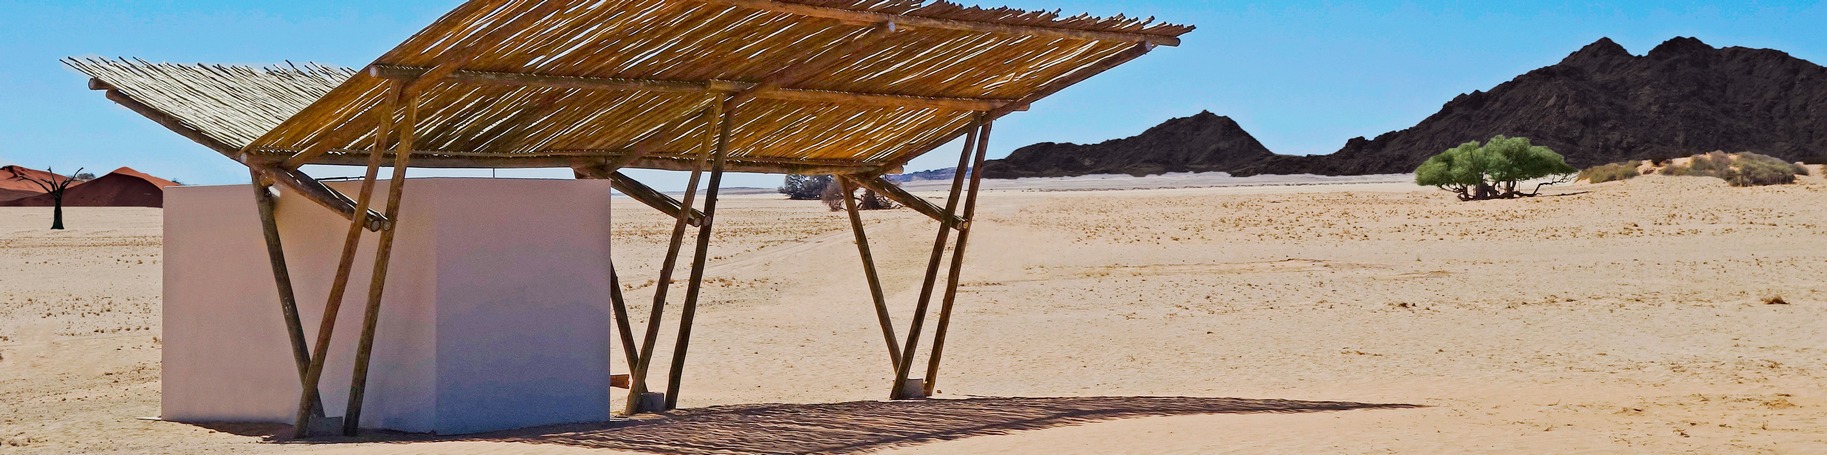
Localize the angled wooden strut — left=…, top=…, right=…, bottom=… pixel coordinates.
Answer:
left=250, top=170, right=325, bottom=419
left=624, top=103, right=722, bottom=416
left=839, top=176, right=901, bottom=370
left=890, top=115, right=985, bottom=400
left=343, top=88, right=420, bottom=436
left=924, top=120, right=994, bottom=397
left=291, top=82, right=402, bottom=439
left=663, top=102, right=733, bottom=411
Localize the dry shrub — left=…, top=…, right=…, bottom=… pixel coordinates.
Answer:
left=1658, top=152, right=1806, bottom=187
left=822, top=182, right=900, bottom=212
left=1579, top=161, right=1644, bottom=184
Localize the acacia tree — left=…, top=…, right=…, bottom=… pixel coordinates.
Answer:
left=1415, top=136, right=1575, bottom=201
left=9, top=167, right=84, bottom=229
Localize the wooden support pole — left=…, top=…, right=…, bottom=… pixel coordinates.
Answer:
left=889, top=116, right=981, bottom=400
left=251, top=170, right=324, bottom=418
left=292, top=82, right=399, bottom=439
left=663, top=102, right=733, bottom=410
left=343, top=91, right=419, bottom=436
left=923, top=120, right=994, bottom=397
left=624, top=105, right=720, bottom=416
left=839, top=176, right=901, bottom=369
left=702, top=0, right=1183, bottom=47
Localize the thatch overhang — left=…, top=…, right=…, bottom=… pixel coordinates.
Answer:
left=70, top=0, right=1191, bottom=176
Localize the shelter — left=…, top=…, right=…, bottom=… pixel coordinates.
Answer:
left=70, top=0, right=1191, bottom=437
left=1, top=167, right=178, bottom=207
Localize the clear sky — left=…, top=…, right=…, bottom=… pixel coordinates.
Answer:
left=2, top=0, right=1822, bottom=190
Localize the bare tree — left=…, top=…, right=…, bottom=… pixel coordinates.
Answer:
left=9, top=167, right=83, bottom=230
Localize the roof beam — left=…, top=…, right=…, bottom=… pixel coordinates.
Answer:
left=98, top=86, right=389, bottom=231
left=702, top=0, right=1181, bottom=47
left=366, top=65, right=1019, bottom=112
left=275, top=149, right=884, bottom=175
left=877, top=42, right=1156, bottom=173
left=276, top=1, right=566, bottom=169
left=726, top=21, right=901, bottom=110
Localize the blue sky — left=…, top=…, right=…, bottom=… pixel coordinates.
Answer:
left=2, top=0, right=1823, bottom=190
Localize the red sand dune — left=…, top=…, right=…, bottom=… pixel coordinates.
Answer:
left=0, top=167, right=179, bottom=208
left=0, top=165, right=70, bottom=201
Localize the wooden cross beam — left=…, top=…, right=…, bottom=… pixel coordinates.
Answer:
left=574, top=166, right=706, bottom=227
left=702, top=0, right=1183, bottom=47
left=847, top=175, right=964, bottom=229
left=366, top=65, right=1021, bottom=112
left=254, top=165, right=390, bottom=232
left=278, top=149, right=883, bottom=175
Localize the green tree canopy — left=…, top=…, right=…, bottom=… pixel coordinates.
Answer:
left=1415, top=135, right=1576, bottom=201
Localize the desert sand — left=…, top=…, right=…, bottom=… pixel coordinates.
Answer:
left=2, top=173, right=1824, bottom=454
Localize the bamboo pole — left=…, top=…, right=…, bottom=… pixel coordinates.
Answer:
left=839, top=176, right=901, bottom=369
left=343, top=90, right=419, bottom=436
left=662, top=102, right=733, bottom=410
left=624, top=102, right=720, bottom=416
left=923, top=120, right=994, bottom=397
left=251, top=170, right=324, bottom=418
left=889, top=115, right=981, bottom=400
left=291, top=81, right=399, bottom=439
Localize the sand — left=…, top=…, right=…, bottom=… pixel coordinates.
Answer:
left=1, top=174, right=1824, bottom=454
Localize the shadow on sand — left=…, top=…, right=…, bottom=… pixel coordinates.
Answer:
left=208, top=396, right=1417, bottom=453
left=494, top=396, right=1417, bottom=454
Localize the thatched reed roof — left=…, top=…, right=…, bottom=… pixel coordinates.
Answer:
left=71, top=0, right=1191, bottom=175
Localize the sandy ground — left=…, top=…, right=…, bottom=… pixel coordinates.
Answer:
left=2, top=173, right=1825, bottom=454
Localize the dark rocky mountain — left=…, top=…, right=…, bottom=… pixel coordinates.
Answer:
left=982, top=37, right=1827, bottom=178
left=980, top=111, right=1275, bottom=178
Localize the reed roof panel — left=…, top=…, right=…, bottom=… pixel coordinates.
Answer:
left=74, top=0, right=1190, bottom=174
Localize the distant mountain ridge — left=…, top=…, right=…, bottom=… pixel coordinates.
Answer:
left=982, top=37, right=1827, bottom=178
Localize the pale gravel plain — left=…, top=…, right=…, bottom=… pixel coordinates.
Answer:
left=1, top=173, right=1824, bottom=454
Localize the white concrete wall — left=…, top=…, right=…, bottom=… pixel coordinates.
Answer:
left=163, top=178, right=614, bottom=434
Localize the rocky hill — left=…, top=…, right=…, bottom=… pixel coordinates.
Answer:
left=982, top=37, right=1827, bottom=178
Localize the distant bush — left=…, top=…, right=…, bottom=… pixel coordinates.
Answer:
left=1579, top=161, right=1644, bottom=184
left=1658, top=152, right=1806, bottom=187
